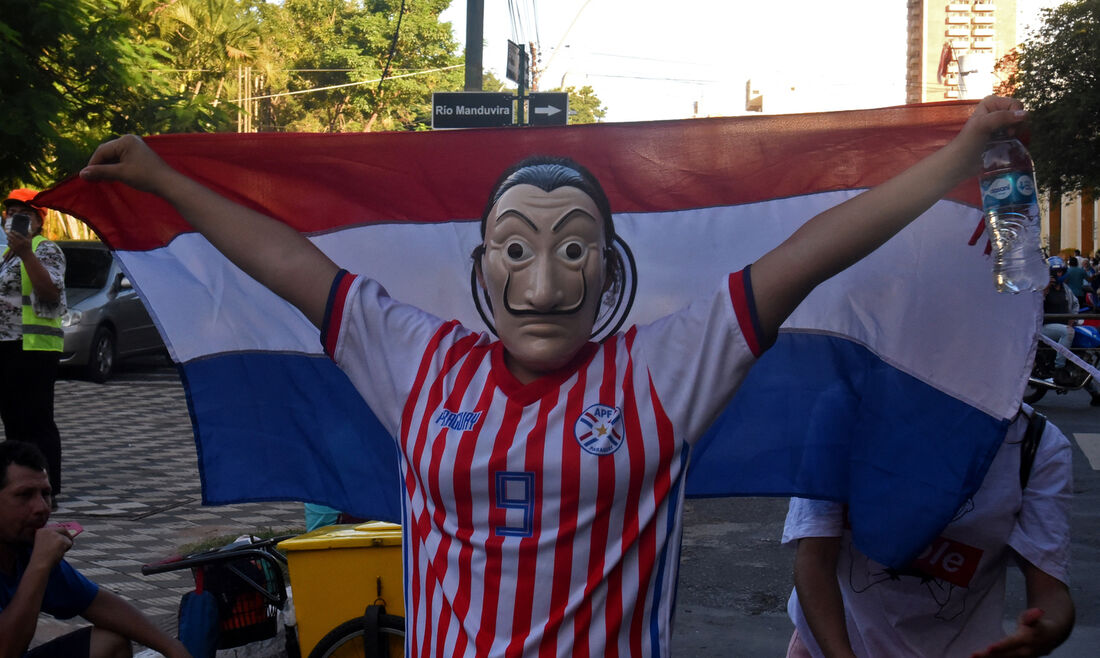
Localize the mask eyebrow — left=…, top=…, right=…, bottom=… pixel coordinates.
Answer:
left=551, top=208, right=598, bottom=233
left=494, top=209, right=539, bottom=232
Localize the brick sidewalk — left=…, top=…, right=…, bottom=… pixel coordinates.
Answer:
left=32, top=368, right=303, bottom=652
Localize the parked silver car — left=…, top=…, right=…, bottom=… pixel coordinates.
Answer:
left=58, top=241, right=165, bottom=382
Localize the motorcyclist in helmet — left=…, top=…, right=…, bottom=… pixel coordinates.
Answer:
left=1041, top=257, right=1100, bottom=405
left=1041, top=257, right=1077, bottom=385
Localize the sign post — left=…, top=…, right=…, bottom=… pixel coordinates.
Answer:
left=431, top=92, right=514, bottom=129
left=527, top=92, right=569, bottom=127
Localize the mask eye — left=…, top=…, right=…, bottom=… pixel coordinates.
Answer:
left=505, top=239, right=533, bottom=263
left=557, top=240, right=588, bottom=263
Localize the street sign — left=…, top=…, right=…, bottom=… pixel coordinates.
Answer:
left=527, top=92, right=569, bottom=126
left=506, top=40, right=523, bottom=84
left=432, top=92, right=513, bottom=129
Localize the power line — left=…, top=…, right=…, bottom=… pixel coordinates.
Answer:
left=531, top=0, right=542, bottom=53
left=580, top=72, right=725, bottom=85
left=247, top=64, right=462, bottom=101
left=377, top=0, right=408, bottom=93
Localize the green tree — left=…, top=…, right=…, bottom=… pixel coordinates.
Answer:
left=0, top=0, right=219, bottom=188
left=480, top=75, right=607, bottom=125
left=257, top=0, right=461, bottom=132
left=555, top=85, right=606, bottom=125
left=125, top=0, right=266, bottom=132
left=1003, top=0, right=1099, bottom=194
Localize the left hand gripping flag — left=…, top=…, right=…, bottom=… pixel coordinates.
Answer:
left=39, top=102, right=1039, bottom=568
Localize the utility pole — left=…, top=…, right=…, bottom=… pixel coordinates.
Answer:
left=465, top=0, right=484, bottom=91
left=237, top=65, right=253, bottom=133
left=529, top=42, right=539, bottom=91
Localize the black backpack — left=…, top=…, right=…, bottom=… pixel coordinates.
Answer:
left=1020, top=410, right=1046, bottom=489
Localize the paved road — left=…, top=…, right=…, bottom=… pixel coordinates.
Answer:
left=36, top=359, right=302, bottom=653
left=32, top=359, right=1100, bottom=656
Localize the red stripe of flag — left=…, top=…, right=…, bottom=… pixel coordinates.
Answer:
left=37, top=103, right=981, bottom=253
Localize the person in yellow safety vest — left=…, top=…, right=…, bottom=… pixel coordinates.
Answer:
left=1, top=189, right=66, bottom=505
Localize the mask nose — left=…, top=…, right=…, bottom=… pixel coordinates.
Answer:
left=523, top=256, right=565, bottom=311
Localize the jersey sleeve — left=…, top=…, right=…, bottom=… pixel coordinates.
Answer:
left=632, top=267, right=764, bottom=443
left=320, top=270, right=472, bottom=436
left=782, top=497, right=845, bottom=545
left=1008, top=421, right=1073, bottom=585
left=41, top=560, right=100, bottom=619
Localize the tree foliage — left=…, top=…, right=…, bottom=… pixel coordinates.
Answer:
left=0, top=0, right=223, bottom=189
left=1003, top=0, right=1100, bottom=194
left=1, top=0, right=609, bottom=188
left=127, top=0, right=265, bottom=127
left=254, top=0, right=462, bottom=132
left=554, top=85, right=606, bottom=125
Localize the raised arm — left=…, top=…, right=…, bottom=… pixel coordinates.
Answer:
left=751, top=95, right=1027, bottom=345
left=80, top=135, right=338, bottom=328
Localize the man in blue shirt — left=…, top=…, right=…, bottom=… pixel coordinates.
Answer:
left=0, top=441, right=188, bottom=658
left=1064, top=257, right=1090, bottom=308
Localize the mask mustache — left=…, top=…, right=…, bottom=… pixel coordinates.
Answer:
left=502, top=273, right=587, bottom=316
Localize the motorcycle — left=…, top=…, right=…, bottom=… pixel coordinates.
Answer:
left=1024, top=321, right=1100, bottom=404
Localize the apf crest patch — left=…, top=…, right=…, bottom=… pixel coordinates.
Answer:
left=574, top=404, right=624, bottom=455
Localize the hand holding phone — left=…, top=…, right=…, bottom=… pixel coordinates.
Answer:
left=9, top=212, right=32, bottom=237
left=46, top=521, right=84, bottom=537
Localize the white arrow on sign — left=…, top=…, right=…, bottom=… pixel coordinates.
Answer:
left=534, top=104, right=562, bottom=116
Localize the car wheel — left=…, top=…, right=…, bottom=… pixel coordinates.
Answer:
left=87, top=326, right=116, bottom=383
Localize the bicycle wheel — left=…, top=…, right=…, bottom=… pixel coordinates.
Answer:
left=308, top=614, right=405, bottom=658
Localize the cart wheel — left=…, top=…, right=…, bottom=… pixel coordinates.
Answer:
left=308, top=612, right=404, bottom=658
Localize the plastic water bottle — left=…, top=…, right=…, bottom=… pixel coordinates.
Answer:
left=980, top=133, right=1047, bottom=293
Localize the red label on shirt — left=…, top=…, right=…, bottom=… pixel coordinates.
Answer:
left=911, top=536, right=983, bottom=587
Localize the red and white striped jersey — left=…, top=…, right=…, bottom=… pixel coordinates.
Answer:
left=323, top=268, right=762, bottom=658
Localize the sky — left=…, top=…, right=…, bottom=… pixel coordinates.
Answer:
left=440, top=0, right=1065, bottom=122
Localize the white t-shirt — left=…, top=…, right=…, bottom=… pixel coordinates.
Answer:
left=782, top=406, right=1072, bottom=658
left=323, top=268, right=762, bottom=658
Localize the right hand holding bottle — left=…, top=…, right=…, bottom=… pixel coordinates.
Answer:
left=956, top=96, right=1028, bottom=170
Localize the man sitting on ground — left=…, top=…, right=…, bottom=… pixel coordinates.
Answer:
left=0, top=441, right=189, bottom=658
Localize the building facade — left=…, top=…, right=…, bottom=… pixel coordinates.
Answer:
left=906, top=0, right=1096, bottom=255
left=906, top=1, right=1016, bottom=103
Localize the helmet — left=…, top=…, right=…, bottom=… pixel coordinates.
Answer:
left=1048, top=256, right=1066, bottom=271
left=2, top=188, right=47, bottom=220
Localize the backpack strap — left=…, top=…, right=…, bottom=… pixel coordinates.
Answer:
left=1020, top=410, right=1047, bottom=490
